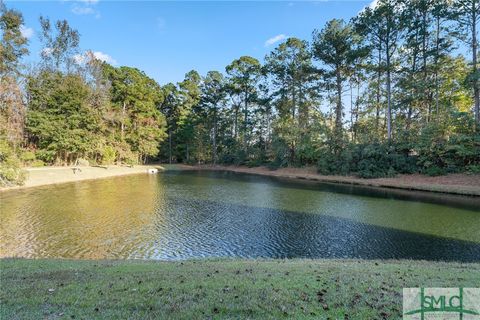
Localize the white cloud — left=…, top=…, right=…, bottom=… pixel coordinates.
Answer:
left=368, top=0, right=379, bottom=9
left=71, top=5, right=95, bottom=15
left=71, top=0, right=100, bottom=17
left=358, top=0, right=378, bottom=14
left=264, top=34, right=288, bottom=47
left=93, top=51, right=117, bottom=65
left=74, top=51, right=117, bottom=65
left=20, top=25, right=34, bottom=39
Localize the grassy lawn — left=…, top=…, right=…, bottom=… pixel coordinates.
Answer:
left=0, top=259, right=478, bottom=319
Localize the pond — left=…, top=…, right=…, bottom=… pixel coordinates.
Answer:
left=1, top=170, right=479, bottom=261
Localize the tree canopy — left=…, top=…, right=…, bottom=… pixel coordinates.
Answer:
left=1, top=0, right=479, bottom=186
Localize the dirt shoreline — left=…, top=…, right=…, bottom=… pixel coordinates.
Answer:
left=176, top=164, right=480, bottom=196
left=0, top=165, right=164, bottom=192
left=2, top=164, right=479, bottom=196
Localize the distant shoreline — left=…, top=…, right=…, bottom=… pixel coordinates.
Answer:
left=0, top=165, right=164, bottom=192
left=176, top=164, right=480, bottom=196
left=2, top=164, right=479, bottom=196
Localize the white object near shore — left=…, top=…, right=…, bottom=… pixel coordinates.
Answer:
left=147, top=168, right=159, bottom=174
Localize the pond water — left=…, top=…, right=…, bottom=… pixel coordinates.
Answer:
left=1, top=170, right=479, bottom=261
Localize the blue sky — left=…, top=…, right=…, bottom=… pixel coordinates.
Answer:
left=9, top=1, right=372, bottom=85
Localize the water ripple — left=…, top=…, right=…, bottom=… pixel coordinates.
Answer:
left=1, top=171, right=479, bottom=261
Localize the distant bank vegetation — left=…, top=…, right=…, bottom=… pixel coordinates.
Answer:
left=1, top=0, right=479, bottom=186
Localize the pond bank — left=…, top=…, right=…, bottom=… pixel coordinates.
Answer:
left=177, top=165, right=480, bottom=196
left=3, top=164, right=478, bottom=196
left=1, top=258, right=478, bottom=319
left=0, top=165, right=164, bottom=192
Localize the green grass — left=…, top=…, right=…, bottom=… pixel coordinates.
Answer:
left=1, top=259, right=478, bottom=319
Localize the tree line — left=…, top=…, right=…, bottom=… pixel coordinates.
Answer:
left=1, top=0, right=479, bottom=186
left=0, top=2, right=168, bottom=185
left=158, top=0, right=479, bottom=178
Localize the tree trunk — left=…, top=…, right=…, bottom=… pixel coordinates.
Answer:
left=289, top=94, right=296, bottom=165
left=422, top=10, right=430, bottom=124
left=335, top=66, right=343, bottom=135
left=472, top=0, right=479, bottom=127
left=407, top=33, right=419, bottom=131
left=121, top=101, right=126, bottom=139
left=234, top=104, right=239, bottom=141
left=243, top=89, right=248, bottom=151
left=213, top=108, right=217, bottom=165
left=376, top=46, right=382, bottom=135
left=386, top=38, right=392, bottom=142
left=354, top=82, right=360, bottom=142
left=168, top=128, right=172, bottom=164
left=292, top=83, right=296, bottom=119
left=350, top=81, right=354, bottom=141
left=434, top=15, right=441, bottom=118
left=265, top=106, right=271, bottom=154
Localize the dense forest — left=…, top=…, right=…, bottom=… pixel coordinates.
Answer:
left=1, top=0, right=479, bottom=186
